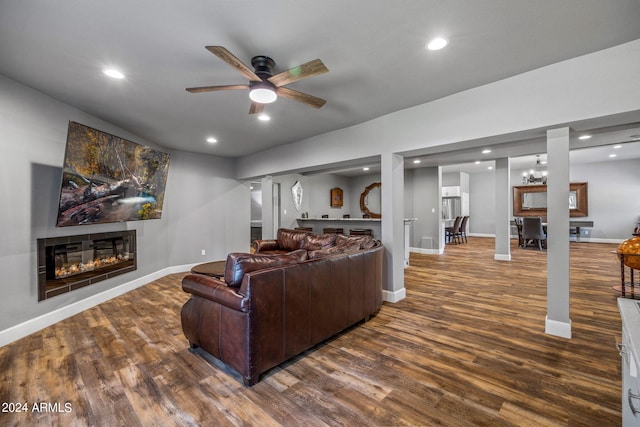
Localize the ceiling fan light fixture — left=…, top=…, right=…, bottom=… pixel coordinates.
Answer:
left=249, top=85, right=277, bottom=104
left=103, top=68, right=125, bottom=79
left=427, top=37, right=448, bottom=51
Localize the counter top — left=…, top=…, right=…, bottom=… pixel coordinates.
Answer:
left=619, top=298, right=640, bottom=363
left=298, top=217, right=417, bottom=222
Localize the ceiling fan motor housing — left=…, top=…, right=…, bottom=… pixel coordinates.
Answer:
left=251, top=56, right=275, bottom=80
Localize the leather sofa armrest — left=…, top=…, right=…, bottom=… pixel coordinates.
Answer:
left=252, top=239, right=279, bottom=253
left=182, top=274, right=248, bottom=312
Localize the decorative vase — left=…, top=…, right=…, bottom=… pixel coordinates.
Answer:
left=634, top=222, right=640, bottom=236
left=618, top=236, right=640, bottom=270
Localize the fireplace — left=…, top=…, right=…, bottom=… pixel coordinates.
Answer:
left=37, top=230, right=136, bottom=301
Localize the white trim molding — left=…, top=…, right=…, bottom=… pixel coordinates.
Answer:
left=410, top=246, right=443, bottom=255
left=494, top=254, right=512, bottom=261
left=545, top=315, right=572, bottom=339
left=383, top=287, right=406, bottom=303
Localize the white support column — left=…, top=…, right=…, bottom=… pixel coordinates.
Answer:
left=546, top=127, right=572, bottom=338
left=494, top=158, right=511, bottom=261
left=381, top=153, right=406, bottom=302
left=261, top=176, right=274, bottom=240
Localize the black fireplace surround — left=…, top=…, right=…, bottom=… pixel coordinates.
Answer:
left=37, top=230, right=136, bottom=301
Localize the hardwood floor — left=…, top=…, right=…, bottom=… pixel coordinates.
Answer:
left=0, top=237, right=624, bottom=426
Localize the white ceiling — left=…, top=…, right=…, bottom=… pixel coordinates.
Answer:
left=1, top=1, right=640, bottom=162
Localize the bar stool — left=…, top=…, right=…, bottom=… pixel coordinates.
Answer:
left=323, top=227, right=344, bottom=234
left=350, top=228, right=372, bottom=236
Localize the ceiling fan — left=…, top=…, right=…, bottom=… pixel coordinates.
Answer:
left=186, top=46, right=329, bottom=114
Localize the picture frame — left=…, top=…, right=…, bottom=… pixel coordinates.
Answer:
left=330, top=187, right=343, bottom=207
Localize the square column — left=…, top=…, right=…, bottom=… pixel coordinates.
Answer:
left=381, top=153, right=406, bottom=302
left=546, top=127, right=571, bottom=338
left=494, top=158, right=511, bottom=261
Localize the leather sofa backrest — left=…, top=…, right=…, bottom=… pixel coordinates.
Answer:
left=224, top=249, right=307, bottom=287
left=276, top=228, right=310, bottom=251
left=301, top=233, right=336, bottom=251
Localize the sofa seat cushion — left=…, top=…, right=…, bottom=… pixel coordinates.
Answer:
left=225, top=250, right=308, bottom=287
left=302, top=233, right=337, bottom=251
left=276, top=228, right=310, bottom=252
left=336, top=234, right=376, bottom=250
left=308, top=241, right=361, bottom=260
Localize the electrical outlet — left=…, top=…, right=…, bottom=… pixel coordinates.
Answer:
left=201, top=249, right=206, bottom=256
left=431, top=208, right=435, bottom=213
left=283, top=209, right=287, bottom=215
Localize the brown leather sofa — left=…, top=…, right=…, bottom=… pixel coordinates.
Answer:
left=181, top=229, right=383, bottom=386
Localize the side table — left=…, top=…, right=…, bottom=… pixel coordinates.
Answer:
left=191, top=260, right=226, bottom=279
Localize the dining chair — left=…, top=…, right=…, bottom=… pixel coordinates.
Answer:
left=522, top=217, right=547, bottom=250
left=514, top=218, right=524, bottom=247
left=445, top=216, right=463, bottom=244
left=459, top=216, right=469, bottom=243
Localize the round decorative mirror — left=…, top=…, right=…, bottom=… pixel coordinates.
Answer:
left=360, top=182, right=381, bottom=218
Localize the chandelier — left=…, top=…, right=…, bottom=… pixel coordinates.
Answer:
left=522, top=155, right=547, bottom=185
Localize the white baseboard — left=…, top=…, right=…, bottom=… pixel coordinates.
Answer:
left=494, top=253, right=512, bottom=261
left=0, top=264, right=194, bottom=348
left=468, top=233, right=495, bottom=238
left=383, top=287, right=406, bottom=303
left=545, top=316, right=572, bottom=339
left=409, top=246, right=443, bottom=255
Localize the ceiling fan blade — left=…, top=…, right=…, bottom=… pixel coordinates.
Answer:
left=268, top=59, right=328, bottom=87
left=276, top=87, right=326, bottom=109
left=185, top=84, right=250, bottom=93
left=249, top=102, right=264, bottom=115
left=205, top=46, right=262, bottom=82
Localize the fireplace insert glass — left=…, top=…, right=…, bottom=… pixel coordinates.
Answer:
left=37, top=230, right=136, bottom=301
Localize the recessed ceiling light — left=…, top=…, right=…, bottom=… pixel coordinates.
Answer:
left=630, top=135, right=640, bottom=141
left=363, top=167, right=370, bottom=171
left=482, top=149, right=491, bottom=154
left=578, top=135, right=592, bottom=140
left=413, top=159, right=421, bottom=164
left=258, top=114, right=271, bottom=122
left=474, top=161, right=481, bottom=165
left=488, top=166, right=493, bottom=170
left=206, top=137, right=217, bottom=143
left=103, top=68, right=125, bottom=79
left=613, top=144, right=622, bottom=149
left=609, top=153, right=617, bottom=158
left=426, top=37, right=448, bottom=51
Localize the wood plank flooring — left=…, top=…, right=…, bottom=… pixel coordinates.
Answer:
left=0, top=237, right=624, bottom=426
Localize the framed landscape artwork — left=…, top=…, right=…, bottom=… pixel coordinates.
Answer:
left=55, top=122, right=171, bottom=226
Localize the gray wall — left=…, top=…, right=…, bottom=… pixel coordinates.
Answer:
left=403, top=156, right=639, bottom=244
left=569, top=159, right=640, bottom=239
left=0, top=74, right=248, bottom=332
left=306, top=174, right=351, bottom=218
left=465, top=158, right=640, bottom=239
left=347, top=173, right=382, bottom=217
left=469, top=171, right=496, bottom=235
left=405, top=167, right=441, bottom=249
left=268, top=172, right=382, bottom=227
